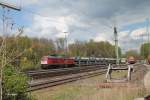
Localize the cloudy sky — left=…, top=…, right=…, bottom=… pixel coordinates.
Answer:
left=0, top=0, right=150, bottom=53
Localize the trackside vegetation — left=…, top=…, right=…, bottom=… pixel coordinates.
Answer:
left=140, top=43, right=150, bottom=58
left=2, top=36, right=121, bottom=71
left=0, top=35, right=149, bottom=100
left=1, top=36, right=150, bottom=71
left=3, top=65, right=36, bottom=100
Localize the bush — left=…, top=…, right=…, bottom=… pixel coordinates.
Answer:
left=3, top=65, right=35, bottom=100
left=20, top=57, right=40, bottom=71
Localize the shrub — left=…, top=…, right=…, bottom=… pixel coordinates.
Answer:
left=3, top=65, right=35, bottom=100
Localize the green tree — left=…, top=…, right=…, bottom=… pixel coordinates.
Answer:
left=69, top=40, right=87, bottom=57
left=2, top=36, right=56, bottom=70
left=140, top=43, right=150, bottom=58
left=124, top=50, right=140, bottom=58
left=68, top=40, right=121, bottom=58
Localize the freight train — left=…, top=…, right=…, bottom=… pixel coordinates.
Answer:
left=41, top=55, right=117, bottom=69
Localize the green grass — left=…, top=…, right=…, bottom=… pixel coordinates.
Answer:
left=51, top=86, right=81, bottom=100
left=32, top=70, right=147, bottom=100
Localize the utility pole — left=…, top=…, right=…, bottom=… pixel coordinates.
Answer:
left=63, top=32, right=68, bottom=68
left=0, top=1, right=21, bottom=100
left=114, top=27, right=119, bottom=65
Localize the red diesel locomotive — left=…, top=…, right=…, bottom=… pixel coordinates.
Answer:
left=41, top=55, right=75, bottom=69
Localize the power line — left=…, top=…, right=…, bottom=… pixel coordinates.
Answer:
left=0, top=1, right=21, bottom=11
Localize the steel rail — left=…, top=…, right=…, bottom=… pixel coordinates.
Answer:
left=28, top=69, right=107, bottom=91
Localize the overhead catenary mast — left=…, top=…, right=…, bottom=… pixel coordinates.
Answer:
left=114, top=26, right=119, bottom=65
left=0, top=1, right=21, bottom=100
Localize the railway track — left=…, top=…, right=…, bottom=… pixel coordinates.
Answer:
left=27, top=65, right=106, bottom=74
left=27, top=64, right=130, bottom=91
left=27, top=65, right=106, bottom=79
left=28, top=69, right=107, bottom=91
left=26, top=64, right=127, bottom=76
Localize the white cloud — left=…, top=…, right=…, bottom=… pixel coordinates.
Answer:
left=119, top=31, right=129, bottom=38
left=24, top=14, right=77, bottom=39
left=93, top=33, right=113, bottom=43
left=130, top=28, right=145, bottom=39
left=94, top=35, right=106, bottom=42
left=22, top=0, right=39, bottom=6
left=6, top=0, right=150, bottom=53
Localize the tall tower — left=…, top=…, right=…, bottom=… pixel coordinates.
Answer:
left=114, top=27, right=119, bottom=65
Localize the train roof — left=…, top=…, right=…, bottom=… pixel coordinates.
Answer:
left=42, top=55, right=75, bottom=59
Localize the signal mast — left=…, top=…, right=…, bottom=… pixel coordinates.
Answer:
left=114, top=26, right=119, bottom=65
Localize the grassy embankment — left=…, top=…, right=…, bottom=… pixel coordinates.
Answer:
left=32, top=66, right=148, bottom=100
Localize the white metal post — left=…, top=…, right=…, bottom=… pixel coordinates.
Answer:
left=127, top=65, right=131, bottom=81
